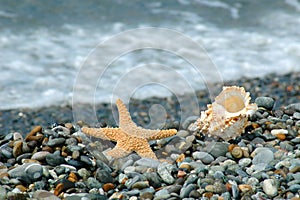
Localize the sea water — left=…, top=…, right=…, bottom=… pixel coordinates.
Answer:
left=0, top=0, right=300, bottom=109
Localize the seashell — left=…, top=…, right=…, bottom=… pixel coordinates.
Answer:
left=196, top=86, right=257, bottom=141
left=231, top=146, right=243, bottom=159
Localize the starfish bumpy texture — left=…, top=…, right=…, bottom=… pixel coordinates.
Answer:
left=81, top=99, right=177, bottom=160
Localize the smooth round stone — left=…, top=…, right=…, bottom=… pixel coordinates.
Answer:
left=66, top=159, right=85, bottom=168
left=176, top=130, right=190, bottom=138
left=263, top=179, right=278, bottom=197
left=157, top=163, right=176, bottom=184
left=247, top=177, right=259, bottom=187
left=155, top=188, right=169, bottom=197
left=192, top=152, right=214, bottom=164
left=293, top=112, right=300, bottom=119
left=255, top=97, right=275, bottom=110
left=252, top=148, right=274, bottom=165
left=31, top=151, right=50, bottom=161
left=65, top=138, right=78, bottom=145
left=95, top=169, right=113, bottom=184
left=205, top=142, right=229, bottom=158
left=16, top=153, right=32, bottom=163
left=33, top=190, right=60, bottom=200
left=8, top=163, right=43, bottom=184
left=180, top=184, right=196, bottom=198
left=46, top=138, right=66, bottom=147
left=96, top=159, right=112, bottom=173
left=80, top=155, right=93, bottom=166
left=239, top=158, right=252, bottom=167
left=288, top=184, right=300, bottom=193
left=0, top=143, right=13, bottom=158
left=13, top=132, right=23, bottom=141
left=144, top=172, right=162, bottom=188
left=86, top=177, right=102, bottom=189
left=213, top=171, right=225, bottom=179
left=0, top=186, right=7, bottom=200
left=131, top=181, right=149, bottom=190
left=46, top=151, right=65, bottom=166
left=280, top=141, right=294, bottom=152
left=77, top=168, right=91, bottom=181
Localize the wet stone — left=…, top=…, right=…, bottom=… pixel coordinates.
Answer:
left=8, top=163, right=43, bottom=184
left=180, top=184, right=197, bottom=198
left=157, top=162, right=176, bottom=184
left=255, top=97, right=275, bottom=110
left=95, top=169, right=113, bottom=184
left=192, top=151, right=214, bottom=164
left=46, top=138, right=66, bottom=147
left=46, top=150, right=65, bottom=166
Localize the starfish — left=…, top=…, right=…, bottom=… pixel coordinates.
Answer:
left=81, top=99, right=177, bottom=160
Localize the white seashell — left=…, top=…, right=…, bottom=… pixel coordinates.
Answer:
left=197, top=86, right=257, bottom=141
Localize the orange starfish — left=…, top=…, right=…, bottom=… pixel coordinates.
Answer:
left=82, top=99, right=177, bottom=160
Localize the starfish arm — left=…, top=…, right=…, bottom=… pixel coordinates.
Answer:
left=145, top=129, right=177, bottom=140
left=133, top=139, right=158, bottom=160
left=106, top=146, right=131, bottom=158
left=81, top=127, right=122, bottom=141
left=116, top=99, right=138, bottom=130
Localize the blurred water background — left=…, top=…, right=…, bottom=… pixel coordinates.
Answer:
left=1, top=0, right=300, bottom=109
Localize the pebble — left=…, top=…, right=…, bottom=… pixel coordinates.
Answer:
left=46, top=150, right=65, bottom=166
left=262, top=179, right=278, bottom=197
left=252, top=147, right=274, bottom=166
left=255, top=97, right=275, bottom=110
left=157, top=162, right=176, bottom=184
left=192, top=151, right=214, bottom=164
left=8, top=163, right=43, bottom=184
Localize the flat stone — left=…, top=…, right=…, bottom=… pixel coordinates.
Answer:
left=252, top=147, right=274, bottom=165
left=33, top=190, right=60, bottom=200
left=8, top=163, right=43, bottom=184
left=255, top=97, right=275, bottom=110
left=95, top=169, right=113, bottom=184
left=31, top=151, right=50, bottom=161
left=263, top=179, right=278, bottom=197
left=204, top=142, right=229, bottom=158
left=46, top=138, right=66, bottom=147
left=157, top=162, right=176, bottom=184
left=46, top=151, right=65, bottom=166
left=192, top=152, right=214, bottom=164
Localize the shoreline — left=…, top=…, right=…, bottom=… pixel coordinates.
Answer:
left=1, top=71, right=299, bottom=137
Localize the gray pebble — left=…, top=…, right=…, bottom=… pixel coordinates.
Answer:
left=0, top=186, right=7, bottom=200
left=252, top=147, right=274, bottom=166
left=288, top=184, right=300, bottom=193
left=157, top=162, right=176, bottom=184
left=46, top=138, right=66, bottom=147
left=180, top=184, right=196, bottom=198
left=192, top=151, right=214, bottom=164
left=205, top=142, right=229, bottom=158
left=8, top=163, right=43, bottom=184
left=285, top=103, right=300, bottom=112
left=255, top=97, right=275, bottom=110
left=144, top=172, right=162, bottom=188
left=33, top=190, right=60, bottom=200
left=31, top=151, right=50, bottom=161
left=293, top=112, right=300, bottom=119
left=238, top=158, right=252, bottom=167
left=46, top=150, right=65, bottom=166
left=135, top=158, right=160, bottom=169
left=86, top=177, right=102, bottom=189
left=95, top=169, right=113, bottom=184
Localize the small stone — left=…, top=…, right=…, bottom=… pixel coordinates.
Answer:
left=192, top=152, right=214, bottom=164
left=8, top=163, right=43, bottom=184
left=102, top=183, right=114, bottom=192
left=252, top=147, right=274, bottom=166
left=263, top=179, right=278, bottom=197
left=238, top=158, right=252, bottom=167
left=293, top=112, right=300, bottom=119
left=135, top=158, right=160, bottom=169
left=157, top=162, right=176, bottom=184
left=78, top=168, right=91, bottom=181
left=205, top=142, right=229, bottom=158
left=31, top=151, right=50, bottom=161
left=86, top=177, right=102, bottom=189
left=255, top=97, right=275, bottom=110
left=180, top=184, right=196, bottom=198
left=33, top=190, right=60, bottom=200
left=95, top=169, right=113, bottom=184
left=46, top=151, right=65, bottom=166
left=46, top=138, right=66, bottom=147
left=144, top=172, right=162, bottom=188
left=286, top=103, right=300, bottom=112
left=131, top=181, right=149, bottom=190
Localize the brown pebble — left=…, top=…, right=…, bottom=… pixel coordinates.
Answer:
left=203, top=192, right=213, bottom=198
left=290, top=197, right=300, bottom=200
left=179, top=163, right=191, bottom=171
left=252, top=123, right=260, bottom=129
left=42, top=146, right=53, bottom=153
left=13, top=141, right=23, bottom=158
left=68, top=172, right=78, bottom=182
left=54, top=183, right=64, bottom=196
left=22, top=159, right=40, bottom=164
left=72, top=151, right=80, bottom=159
left=25, top=126, right=42, bottom=142
left=238, top=184, right=252, bottom=193
left=275, top=133, right=286, bottom=140
left=15, top=185, right=27, bottom=192
left=177, top=170, right=187, bottom=178
left=65, top=123, right=73, bottom=130
left=290, top=165, right=300, bottom=173
left=102, top=183, right=115, bottom=192
left=225, top=182, right=232, bottom=191
left=176, top=154, right=185, bottom=163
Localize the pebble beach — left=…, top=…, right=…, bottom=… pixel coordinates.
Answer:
left=0, top=72, right=300, bottom=200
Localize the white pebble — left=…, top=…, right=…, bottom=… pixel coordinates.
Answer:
left=263, top=179, right=278, bottom=197
left=271, top=129, right=288, bottom=135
